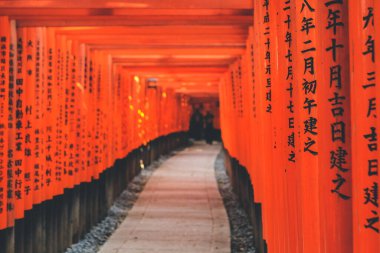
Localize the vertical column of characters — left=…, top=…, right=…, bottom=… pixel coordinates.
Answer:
left=247, top=28, right=263, bottom=203
left=316, top=1, right=353, bottom=253
left=71, top=40, right=80, bottom=185
left=63, top=37, right=73, bottom=188
left=33, top=28, right=43, bottom=204
left=100, top=53, right=108, bottom=173
left=69, top=40, right=80, bottom=186
left=99, top=53, right=107, bottom=174
left=246, top=29, right=258, bottom=195
left=238, top=59, right=248, bottom=165
left=91, top=50, right=98, bottom=178
left=242, top=44, right=252, bottom=176
left=98, top=52, right=106, bottom=171
left=225, top=74, right=233, bottom=153
left=228, top=62, right=238, bottom=157
left=81, top=45, right=90, bottom=182
left=233, top=60, right=241, bottom=162
left=109, top=65, right=116, bottom=161
left=257, top=0, right=276, bottom=248
left=115, top=67, right=122, bottom=159
left=14, top=27, right=26, bottom=220
left=24, top=28, right=36, bottom=211
left=252, top=1, right=265, bottom=208
left=110, top=57, right=118, bottom=166
left=295, top=1, right=321, bottom=252
left=103, top=53, right=112, bottom=170
left=77, top=43, right=87, bottom=181
left=66, top=39, right=76, bottom=187
left=94, top=51, right=102, bottom=178
left=7, top=20, right=17, bottom=228
left=60, top=35, right=68, bottom=189
left=375, top=0, right=380, bottom=247
left=91, top=50, right=98, bottom=177
left=226, top=71, right=234, bottom=155
left=86, top=47, right=95, bottom=182
left=75, top=42, right=83, bottom=181
left=39, top=27, right=47, bottom=201
left=44, top=28, right=56, bottom=199
left=278, top=1, right=302, bottom=252
left=349, top=1, right=380, bottom=252
left=0, top=16, right=9, bottom=230
left=54, top=34, right=64, bottom=194
left=264, top=2, right=285, bottom=252
left=269, top=1, right=287, bottom=251
left=104, top=53, right=111, bottom=169
left=120, top=69, right=127, bottom=156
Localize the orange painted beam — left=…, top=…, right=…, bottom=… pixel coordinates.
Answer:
left=54, top=26, right=249, bottom=36
left=15, top=15, right=252, bottom=27
left=0, top=8, right=253, bottom=17
left=0, top=0, right=253, bottom=9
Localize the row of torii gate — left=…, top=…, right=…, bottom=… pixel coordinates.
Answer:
left=0, top=0, right=379, bottom=253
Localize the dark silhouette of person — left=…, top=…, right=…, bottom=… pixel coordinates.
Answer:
left=204, top=111, right=214, bottom=144
left=189, top=107, right=204, bottom=140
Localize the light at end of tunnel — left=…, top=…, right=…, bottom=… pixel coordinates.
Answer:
left=76, top=82, right=84, bottom=92
left=139, top=159, right=145, bottom=170
left=162, top=92, right=167, bottom=98
left=108, top=2, right=149, bottom=8
left=134, top=75, right=140, bottom=83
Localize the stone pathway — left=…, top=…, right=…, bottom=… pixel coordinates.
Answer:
left=98, top=143, right=230, bottom=253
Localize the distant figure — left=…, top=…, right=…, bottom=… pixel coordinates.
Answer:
left=204, top=111, right=215, bottom=145
left=189, top=107, right=204, bottom=140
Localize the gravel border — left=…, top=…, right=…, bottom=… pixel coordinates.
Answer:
left=214, top=149, right=256, bottom=253
left=64, top=151, right=178, bottom=253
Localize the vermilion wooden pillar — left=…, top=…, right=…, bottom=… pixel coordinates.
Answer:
left=349, top=1, right=380, bottom=253
left=24, top=27, right=36, bottom=211
left=0, top=16, right=10, bottom=230
left=276, top=0, right=302, bottom=252
left=14, top=27, right=26, bottom=220
left=252, top=1, right=274, bottom=250
left=294, top=0, right=321, bottom=252
left=33, top=27, right=44, bottom=205
left=316, top=1, right=353, bottom=253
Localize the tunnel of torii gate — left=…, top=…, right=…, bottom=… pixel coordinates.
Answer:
left=0, top=0, right=379, bottom=253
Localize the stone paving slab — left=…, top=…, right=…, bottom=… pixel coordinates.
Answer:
left=99, top=143, right=230, bottom=253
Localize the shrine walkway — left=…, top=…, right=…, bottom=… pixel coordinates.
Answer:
left=98, top=143, right=230, bottom=253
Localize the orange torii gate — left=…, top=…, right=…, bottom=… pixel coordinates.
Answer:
left=220, top=0, right=379, bottom=253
